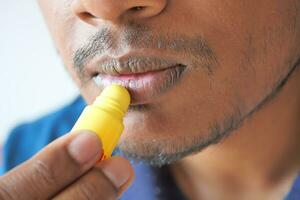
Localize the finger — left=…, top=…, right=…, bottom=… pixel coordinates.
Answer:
left=0, top=131, right=102, bottom=200
left=53, top=157, right=134, bottom=200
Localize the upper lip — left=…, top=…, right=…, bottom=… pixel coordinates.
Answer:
left=88, top=55, right=184, bottom=76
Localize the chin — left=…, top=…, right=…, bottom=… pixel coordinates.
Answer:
left=117, top=90, right=245, bottom=166
left=117, top=123, right=216, bottom=166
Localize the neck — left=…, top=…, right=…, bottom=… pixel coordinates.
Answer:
left=171, top=68, right=300, bottom=200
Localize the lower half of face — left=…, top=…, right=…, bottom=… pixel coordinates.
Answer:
left=39, top=0, right=300, bottom=166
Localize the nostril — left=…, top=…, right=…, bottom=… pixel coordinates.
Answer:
left=130, top=6, right=145, bottom=12
left=77, top=7, right=145, bottom=22
left=78, top=11, right=96, bottom=20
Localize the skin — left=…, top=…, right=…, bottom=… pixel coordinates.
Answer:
left=38, top=0, right=300, bottom=165
left=37, top=0, right=300, bottom=199
left=1, top=0, right=299, bottom=199
left=0, top=131, right=134, bottom=199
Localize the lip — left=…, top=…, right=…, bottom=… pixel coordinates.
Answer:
left=89, top=55, right=186, bottom=104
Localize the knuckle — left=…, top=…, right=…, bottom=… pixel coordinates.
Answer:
left=31, top=160, right=57, bottom=189
left=76, top=169, right=118, bottom=200
left=78, top=181, right=99, bottom=200
left=0, top=184, right=16, bottom=200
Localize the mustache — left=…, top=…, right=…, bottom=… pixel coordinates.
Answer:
left=91, top=56, right=182, bottom=75
left=73, top=23, right=218, bottom=75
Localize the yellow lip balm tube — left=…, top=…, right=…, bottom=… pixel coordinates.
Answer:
left=72, top=84, right=130, bottom=160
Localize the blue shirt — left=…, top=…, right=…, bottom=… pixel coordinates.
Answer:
left=2, top=96, right=300, bottom=199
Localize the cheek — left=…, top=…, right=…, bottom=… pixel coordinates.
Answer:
left=190, top=0, right=300, bottom=106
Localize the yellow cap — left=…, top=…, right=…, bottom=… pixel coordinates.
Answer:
left=94, top=84, right=131, bottom=116
left=72, top=84, right=131, bottom=159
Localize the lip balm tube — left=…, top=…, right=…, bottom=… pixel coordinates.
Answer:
left=72, top=84, right=130, bottom=160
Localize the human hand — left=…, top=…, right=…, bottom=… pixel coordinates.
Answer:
left=0, top=131, right=134, bottom=200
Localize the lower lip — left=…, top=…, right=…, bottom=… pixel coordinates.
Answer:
left=93, top=65, right=186, bottom=104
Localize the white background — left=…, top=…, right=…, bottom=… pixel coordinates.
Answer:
left=0, top=1, right=79, bottom=144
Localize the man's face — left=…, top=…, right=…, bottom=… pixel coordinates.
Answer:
left=38, top=0, right=300, bottom=165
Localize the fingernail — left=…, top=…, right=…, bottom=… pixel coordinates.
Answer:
left=68, top=132, right=101, bottom=164
left=100, top=158, right=132, bottom=189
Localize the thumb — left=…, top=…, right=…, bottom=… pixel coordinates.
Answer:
left=0, top=131, right=102, bottom=200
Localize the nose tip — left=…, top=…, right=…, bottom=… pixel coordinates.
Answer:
left=72, top=0, right=167, bottom=26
